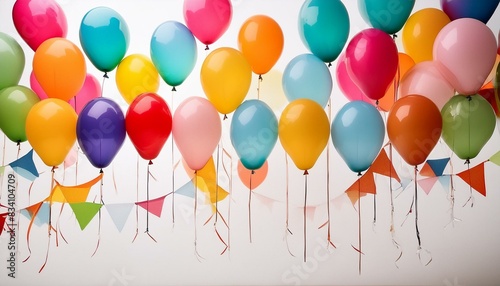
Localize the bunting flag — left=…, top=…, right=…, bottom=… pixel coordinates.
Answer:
left=175, top=180, right=195, bottom=198
left=489, top=150, right=500, bottom=166
left=370, top=148, right=400, bottom=182
left=135, top=195, right=167, bottom=218
left=344, top=170, right=376, bottom=205
left=48, top=173, right=103, bottom=203
left=0, top=213, right=6, bottom=236
left=253, top=192, right=275, bottom=211
left=69, top=202, right=103, bottom=230
left=8, top=149, right=39, bottom=181
left=438, top=175, right=451, bottom=193
left=420, top=158, right=450, bottom=177
left=20, top=202, right=49, bottom=227
left=418, top=177, right=439, bottom=195
left=105, top=203, right=134, bottom=232
left=183, top=157, right=229, bottom=204
left=457, top=161, right=487, bottom=196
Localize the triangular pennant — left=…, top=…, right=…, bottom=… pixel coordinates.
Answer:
left=21, top=202, right=49, bottom=227
left=305, top=205, right=316, bottom=221
left=8, top=149, right=39, bottom=181
left=59, top=174, right=103, bottom=203
left=418, top=177, right=439, bottom=195
left=69, top=202, right=103, bottom=230
left=135, top=195, right=167, bottom=218
left=0, top=213, right=7, bottom=236
left=105, top=203, right=134, bottom=232
left=369, top=149, right=401, bottom=182
left=184, top=157, right=229, bottom=203
left=346, top=190, right=368, bottom=205
left=253, top=192, right=275, bottom=211
left=175, top=180, right=195, bottom=198
left=344, top=170, right=376, bottom=195
left=48, top=184, right=66, bottom=203
left=457, top=162, right=487, bottom=196
left=438, top=175, right=451, bottom=193
left=427, top=158, right=450, bottom=177
left=419, top=162, right=436, bottom=177
left=488, top=150, right=500, bottom=166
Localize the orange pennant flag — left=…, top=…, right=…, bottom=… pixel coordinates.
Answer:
left=59, top=174, right=103, bottom=203
left=344, top=170, right=376, bottom=205
left=369, top=149, right=400, bottom=182
left=457, top=162, right=487, bottom=196
left=419, top=162, right=435, bottom=177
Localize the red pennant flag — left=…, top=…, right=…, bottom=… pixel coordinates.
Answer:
left=135, top=195, right=167, bottom=218
left=419, top=162, right=436, bottom=177
left=457, top=162, right=487, bottom=196
left=0, top=213, right=7, bottom=236
left=370, top=149, right=400, bottom=182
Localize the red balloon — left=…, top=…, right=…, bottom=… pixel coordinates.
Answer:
left=125, top=93, right=172, bottom=161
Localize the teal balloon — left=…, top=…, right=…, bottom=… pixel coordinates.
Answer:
left=283, top=54, right=332, bottom=108
left=0, top=32, right=25, bottom=90
left=80, top=7, right=129, bottom=73
left=358, top=0, right=415, bottom=34
left=151, top=21, right=197, bottom=88
left=331, top=101, right=385, bottom=173
left=298, top=0, right=350, bottom=63
left=230, top=100, right=278, bottom=170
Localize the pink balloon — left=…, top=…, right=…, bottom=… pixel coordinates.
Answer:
left=173, top=96, right=221, bottom=171
left=30, top=71, right=48, bottom=100
left=335, top=52, right=374, bottom=104
left=183, top=0, right=232, bottom=48
left=433, top=18, right=497, bottom=95
left=12, top=0, right=67, bottom=51
left=69, top=74, right=101, bottom=114
left=345, top=28, right=399, bottom=101
left=399, top=61, right=455, bottom=110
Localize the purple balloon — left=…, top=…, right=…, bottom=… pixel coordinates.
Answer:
left=441, top=0, right=499, bottom=24
left=77, top=98, right=126, bottom=169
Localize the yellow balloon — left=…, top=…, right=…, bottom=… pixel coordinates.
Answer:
left=116, top=54, right=160, bottom=104
left=279, top=99, right=330, bottom=171
left=402, top=8, right=450, bottom=63
left=201, top=47, right=252, bottom=115
left=26, top=99, right=77, bottom=167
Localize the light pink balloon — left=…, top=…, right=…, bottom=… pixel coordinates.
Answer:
left=399, top=61, right=455, bottom=110
left=69, top=74, right=101, bottom=114
left=336, top=52, right=374, bottom=104
left=173, top=96, right=221, bottom=171
left=30, top=70, right=48, bottom=100
left=433, top=18, right=497, bottom=95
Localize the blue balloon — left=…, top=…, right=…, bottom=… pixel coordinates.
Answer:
left=282, top=54, right=332, bottom=108
left=441, top=0, right=499, bottom=24
left=358, top=0, right=415, bottom=35
left=151, top=21, right=197, bottom=89
left=80, top=7, right=129, bottom=73
left=331, top=101, right=385, bottom=173
left=299, top=0, right=350, bottom=63
left=230, top=100, right=278, bottom=170
left=77, top=98, right=126, bottom=170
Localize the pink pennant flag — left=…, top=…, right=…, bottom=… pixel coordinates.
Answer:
left=253, top=192, right=275, bottom=212
left=418, top=177, right=439, bottom=195
left=135, top=195, right=167, bottom=218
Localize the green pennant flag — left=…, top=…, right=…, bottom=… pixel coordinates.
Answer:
left=489, top=150, right=500, bottom=166
left=69, top=202, right=103, bottom=230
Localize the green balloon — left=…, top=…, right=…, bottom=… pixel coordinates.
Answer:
left=441, top=94, right=496, bottom=160
left=0, top=86, right=40, bottom=143
left=0, top=32, right=25, bottom=90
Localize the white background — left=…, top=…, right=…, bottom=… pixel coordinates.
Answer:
left=1, top=0, right=500, bottom=285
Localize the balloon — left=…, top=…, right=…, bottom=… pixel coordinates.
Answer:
left=378, top=52, right=415, bottom=112
left=200, top=47, right=252, bottom=115
left=433, top=18, right=497, bottom=95
left=69, top=74, right=101, bottom=115
left=0, top=86, right=40, bottom=143
left=12, top=0, right=67, bottom=51
left=335, top=52, right=373, bottom=104
left=125, top=93, right=172, bottom=161
left=151, top=21, right=197, bottom=89
left=387, top=95, right=442, bottom=166
left=331, top=101, right=385, bottom=173
left=80, top=7, right=129, bottom=73
left=278, top=99, right=330, bottom=172
left=183, top=0, right=232, bottom=48
left=345, top=28, right=399, bottom=101
left=441, top=94, right=496, bottom=160
left=298, top=0, right=350, bottom=63
left=116, top=54, right=160, bottom=104
left=399, top=61, right=455, bottom=110
left=230, top=100, right=278, bottom=170
left=0, top=33, right=25, bottom=91
left=238, top=160, right=268, bottom=189
left=26, top=99, right=77, bottom=167
left=172, top=97, right=221, bottom=171
left=402, top=8, right=450, bottom=63
left=32, top=38, right=86, bottom=102
left=282, top=54, right=332, bottom=108
left=238, top=15, right=284, bottom=76
left=358, top=0, right=415, bottom=35
left=29, top=71, right=47, bottom=100
left=77, top=98, right=126, bottom=169
left=441, top=0, right=499, bottom=24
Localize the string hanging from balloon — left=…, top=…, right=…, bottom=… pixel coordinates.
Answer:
left=91, top=169, right=104, bottom=256
left=145, top=161, right=157, bottom=242
left=248, top=170, right=254, bottom=243
left=132, top=156, right=140, bottom=243
left=284, top=154, right=294, bottom=257
left=351, top=172, right=364, bottom=275
left=171, top=90, right=176, bottom=226
left=413, top=166, right=432, bottom=266
left=303, top=171, right=308, bottom=263
left=39, top=166, right=57, bottom=273
left=193, top=170, right=204, bottom=261
left=388, top=144, right=402, bottom=268
left=221, top=147, right=232, bottom=255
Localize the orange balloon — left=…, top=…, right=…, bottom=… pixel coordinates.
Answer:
left=238, top=160, right=268, bottom=189
left=32, top=38, right=86, bottom=102
left=238, top=15, right=284, bottom=76
left=387, top=95, right=442, bottom=166
left=378, top=53, right=416, bottom=112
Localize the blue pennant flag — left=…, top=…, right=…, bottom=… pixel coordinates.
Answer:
left=427, top=158, right=450, bottom=177
left=175, top=180, right=195, bottom=198
left=9, top=149, right=39, bottom=181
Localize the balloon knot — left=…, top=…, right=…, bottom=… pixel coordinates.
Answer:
left=205, top=45, right=209, bottom=51
left=251, top=170, right=255, bottom=175
left=464, top=159, right=470, bottom=165
left=467, top=96, right=472, bottom=101
left=328, top=62, right=332, bottom=68
left=16, top=141, right=20, bottom=146
left=375, top=100, right=379, bottom=106
left=357, top=172, right=362, bottom=177
left=258, top=74, right=263, bottom=81
left=392, top=34, right=398, bottom=39
left=149, top=160, right=153, bottom=165
left=99, top=169, right=103, bottom=174
left=414, top=165, right=419, bottom=172
left=303, top=170, right=309, bottom=175
left=223, top=114, right=228, bottom=120
left=172, top=86, right=177, bottom=92
left=51, top=166, right=58, bottom=173
left=103, top=72, right=109, bottom=79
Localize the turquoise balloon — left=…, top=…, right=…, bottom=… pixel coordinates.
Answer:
left=298, top=0, right=350, bottom=64
left=80, top=7, right=129, bottom=73
left=282, top=53, right=332, bottom=108
left=230, top=100, right=278, bottom=170
left=358, top=0, right=415, bottom=35
left=0, top=32, right=25, bottom=90
left=331, top=101, right=385, bottom=173
left=151, top=21, right=197, bottom=88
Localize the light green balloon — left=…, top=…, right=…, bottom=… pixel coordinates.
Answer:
left=441, top=94, right=496, bottom=160
left=0, top=32, right=25, bottom=90
left=0, top=86, right=40, bottom=143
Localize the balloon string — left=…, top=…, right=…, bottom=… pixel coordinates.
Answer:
left=100, top=73, right=107, bottom=97
left=132, top=156, right=139, bottom=243
left=40, top=168, right=56, bottom=273
left=171, top=91, right=175, bottom=226
left=146, top=161, right=151, bottom=233
left=221, top=147, right=232, bottom=255
left=357, top=173, right=362, bottom=275
left=463, top=160, right=474, bottom=207
left=414, top=166, right=421, bottom=247
left=2, top=134, right=5, bottom=166
left=215, top=145, right=220, bottom=225
left=92, top=173, right=104, bottom=257
left=388, top=144, right=402, bottom=267
left=324, top=98, right=335, bottom=248
left=257, top=75, right=262, bottom=100
left=194, top=171, right=203, bottom=261
left=303, top=172, right=308, bottom=263
left=249, top=170, right=253, bottom=243
left=284, top=155, right=294, bottom=257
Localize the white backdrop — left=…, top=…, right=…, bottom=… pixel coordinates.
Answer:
left=1, top=0, right=500, bottom=285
